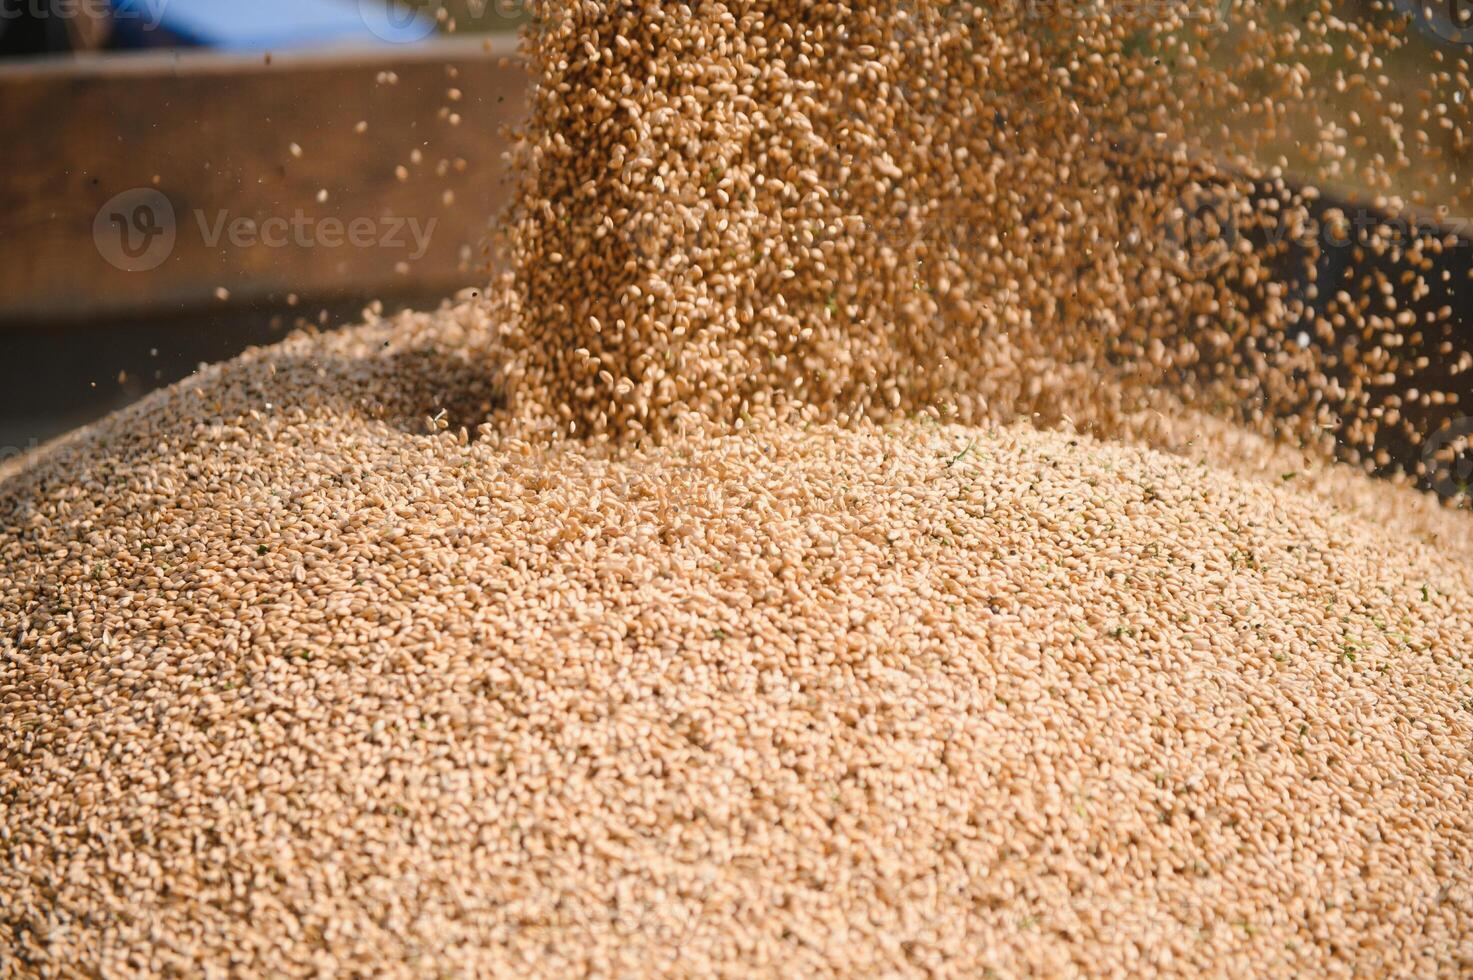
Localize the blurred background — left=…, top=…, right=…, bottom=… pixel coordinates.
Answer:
left=0, top=0, right=1467, bottom=462
left=0, top=0, right=528, bottom=455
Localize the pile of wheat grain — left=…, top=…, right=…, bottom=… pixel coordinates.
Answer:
left=2, top=311, right=1472, bottom=975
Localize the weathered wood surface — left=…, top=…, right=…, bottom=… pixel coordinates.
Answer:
left=0, top=38, right=527, bottom=326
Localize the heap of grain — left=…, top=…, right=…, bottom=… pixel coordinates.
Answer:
left=4, top=0, right=1473, bottom=975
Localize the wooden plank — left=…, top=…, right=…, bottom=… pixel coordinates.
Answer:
left=0, top=37, right=527, bottom=326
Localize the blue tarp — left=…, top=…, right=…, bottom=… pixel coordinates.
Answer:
left=110, top=0, right=436, bottom=50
